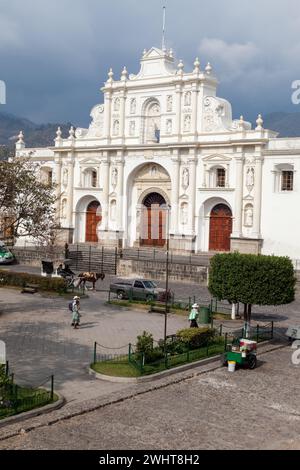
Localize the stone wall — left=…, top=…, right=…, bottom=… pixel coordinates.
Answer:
left=11, top=247, right=65, bottom=267
left=117, top=259, right=208, bottom=284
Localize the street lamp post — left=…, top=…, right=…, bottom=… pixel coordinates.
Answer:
left=164, top=204, right=171, bottom=354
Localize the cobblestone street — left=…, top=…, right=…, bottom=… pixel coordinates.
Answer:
left=1, top=347, right=299, bottom=450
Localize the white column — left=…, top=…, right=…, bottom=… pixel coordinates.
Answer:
left=202, top=163, right=207, bottom=188
left=225, top=164, right=230, bottom=187
left=120, top=92, right=126, bottom=142
left=171, top=155, right=180, bottom=233
left=116, top=156, right=125, bottom=232
left=253, top=156, right=263, bottom=238
left=191, top=82, right=198, bottom=138
left=54, top=158, right=62, bottom=219
left=175, top=84, right=182, bottom=141
left=66, top=156, right=74, bottom=228
left=104, top=92, right=112, bottom=142
left=188, top=155, right=197, bottom=234
left=101, top=157, right=110, bottom=230
left=232, top=157, right=244, bottom=238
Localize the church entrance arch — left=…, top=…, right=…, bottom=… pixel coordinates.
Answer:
left=209, top=204, right=232, bottom=251
left=86, top=201, right=102, bottom=242
left=140, top=192, right=167, bottom=247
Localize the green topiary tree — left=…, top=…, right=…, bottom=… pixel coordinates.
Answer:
left=208, top=253, right=296, bottom=337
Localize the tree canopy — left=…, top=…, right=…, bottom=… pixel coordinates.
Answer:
left=209, top=252, right=296, bottom=306
left=0, top=158, right=57, bottom=244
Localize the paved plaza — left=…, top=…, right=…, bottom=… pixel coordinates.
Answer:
left=0, top=269, right=300, bottom=449
left=1, top=347, right=300, bottom=450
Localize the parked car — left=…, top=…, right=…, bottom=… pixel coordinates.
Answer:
left=110, top=278, right=169, bottom=302
left=0, top=243, right=15, bottom=265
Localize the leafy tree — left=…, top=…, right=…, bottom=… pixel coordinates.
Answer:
left=208, top=253, right=296, bottom=337
left=0, top=158, right=57, bottom=244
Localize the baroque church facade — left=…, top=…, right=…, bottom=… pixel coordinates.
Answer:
left=15, top=47, right=300, bottom=259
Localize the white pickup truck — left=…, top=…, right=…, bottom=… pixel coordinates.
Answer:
left=110, top=278, right=167, bottom=302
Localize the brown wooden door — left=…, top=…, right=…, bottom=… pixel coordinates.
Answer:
left=140, top=193, right=166, bottom=247
left=86, top=201, right=101, bottom=242
left=209, top=204, right=232, bottom=251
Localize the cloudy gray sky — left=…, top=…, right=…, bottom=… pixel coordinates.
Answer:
left=1, top=0, right=300, bottom=126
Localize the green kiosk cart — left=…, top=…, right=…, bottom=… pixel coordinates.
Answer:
left=221, top=338, right=257, bottom=370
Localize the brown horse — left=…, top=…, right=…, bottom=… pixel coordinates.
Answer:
left=77, top=272, right=105, bottom=290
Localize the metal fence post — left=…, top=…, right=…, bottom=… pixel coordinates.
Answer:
left=88, top=245, right=92, bottom=272
left=224, top=333, right=228, bottom=351
left=50, top=375, right=54, bottom=402
left=210, top=298, right=213, bottom=314
left=128, top=343, right=131, bottom=363
left=256, top=324, right=259, bottom=343
left=115, top=247, right=117, bottom=275
left=219, top=324, right=223, bottom=337
left=5, top=360, right=9, bottom=377
left=93, top=342, right=97, bottom=364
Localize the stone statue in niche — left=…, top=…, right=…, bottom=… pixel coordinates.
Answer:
left=246, top=167, right=255, bottom=187
left=113, top=120, right=120, bottom=136
left=181, top=203, right=188, bottom=225
left=184, top=115, right=191, bottom=132
left=63, top=168, right=68, bottom=186
left=182, top=168, right=189, bottom=189
left=167, top=95, right=173, bottom=112
left=129, top=121, right=135, bottom=136
left=244, top=206, right=253, bottom=227
left=151, top=165, right=157, bottom=177
left=112, top=168, right=118, bottom=187
left=166, top=119, right=172, bottom=134
left=114, top=98, right=120, bottom=112
left=130, top=98, right=136, bottom=114
left=184, top=91, right=191, bottom=106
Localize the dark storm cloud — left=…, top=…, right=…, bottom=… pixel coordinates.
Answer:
left=1, top=0, right=300, bottom=125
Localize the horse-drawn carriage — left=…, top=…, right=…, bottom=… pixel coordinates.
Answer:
left=41, top=259, right=105, bottom=291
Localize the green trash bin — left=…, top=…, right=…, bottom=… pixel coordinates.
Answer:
left=198, top=306, right=211, bottom=324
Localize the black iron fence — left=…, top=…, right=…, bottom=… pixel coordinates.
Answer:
left=92, top=322, right=273, bottom=376
left=0, top=363, right=55, bottom=419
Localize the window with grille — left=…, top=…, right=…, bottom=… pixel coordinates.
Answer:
left=92, top=170, right=97, bottom=188
left=281, top=171, right=293, bottom=191
left=216, top=168, right=226, bottom=188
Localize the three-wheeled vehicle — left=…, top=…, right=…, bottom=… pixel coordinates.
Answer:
left=221, top=338, right=257, bottom=370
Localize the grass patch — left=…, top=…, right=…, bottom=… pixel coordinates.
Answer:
left=91, top=361, right=140, bottom=377
left=0, top=386, right=59, bottom=420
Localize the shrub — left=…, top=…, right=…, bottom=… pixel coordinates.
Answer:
left=144, top=347, right=164, bottom=364
left=0, top=270, right=66, bottom=293
left=136, top=331, right=154, bottom=356
left=176, top=327, right=216, bottom=350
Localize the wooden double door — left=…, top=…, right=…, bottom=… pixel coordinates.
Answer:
left=86, top=201, right=102, bottom=242
left=209, top=204, right=232, bottom=252
left=140, top=193, right=166, bottom=247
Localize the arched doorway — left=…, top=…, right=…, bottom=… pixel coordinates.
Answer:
left=209, top=204, right=232, bottom=251
left=86, top=201, right=101, bottom=242
left=141, top=192, right=166, bottom=247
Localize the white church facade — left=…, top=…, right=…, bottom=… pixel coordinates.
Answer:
left=15, top=47, right=300, bottom=259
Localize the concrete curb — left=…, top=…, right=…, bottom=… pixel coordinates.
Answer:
left=89, top=354, right=222, bottom=383
left=0, top=393, right=65, bottom=429
left=0, top=341, right=285, bottom=442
